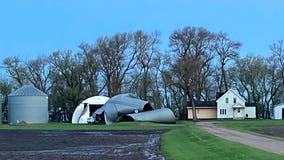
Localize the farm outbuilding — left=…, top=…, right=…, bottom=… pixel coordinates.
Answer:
left=72, top=96, right=110, bottom=124
left=273, top=103, right=284, bottom=120
left=8, top=85, right=48, bottom=124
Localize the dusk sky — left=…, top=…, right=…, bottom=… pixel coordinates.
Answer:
left=0, top=0, right=284, bottom=62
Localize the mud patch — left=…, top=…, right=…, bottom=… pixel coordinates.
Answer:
left=0, top=130, right=165, bottom=160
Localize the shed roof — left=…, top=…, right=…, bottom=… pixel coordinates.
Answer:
left=274, top=103, right=284, bottom=109
left=9, top=85, right=47, bottom=97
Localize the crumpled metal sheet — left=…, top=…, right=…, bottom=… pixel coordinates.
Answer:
left=93, top=93, right=175, bottom=125
left=118, top=108, right=176, bottom=124
left=94, top=94, right=153, bottom=124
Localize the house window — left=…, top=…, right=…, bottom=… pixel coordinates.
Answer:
left=225, top=98, right=229, bottom=103
left=220, top=109, right=227, bottom=115
left=233, top=98, right=236, bottom=103
left=238, top=109, right=240, bottom=113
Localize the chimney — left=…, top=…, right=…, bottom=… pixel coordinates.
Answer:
left=231, top=82, right=237, bottom=90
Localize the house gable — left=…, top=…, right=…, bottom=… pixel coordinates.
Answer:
left=216, top=89, right=246, bottom=119
left=216, top=89, right=246, bottom=104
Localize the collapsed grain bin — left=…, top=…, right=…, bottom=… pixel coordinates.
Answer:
left=8, top=85, right=48, bottom=124
left=93, top=93, right=176, bottom=125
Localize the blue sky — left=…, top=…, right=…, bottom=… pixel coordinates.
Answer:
left=0, top=0, right=284, bottom=62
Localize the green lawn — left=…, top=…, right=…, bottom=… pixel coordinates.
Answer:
left=162, top=121, right=284, bottom=160
left=0, top=121, right=179, bottom=130
left=216, top=119, right=284, bottom=140
left=0, top=120, right=284, bottom=159
left=216, top=119, right=284, bottom=131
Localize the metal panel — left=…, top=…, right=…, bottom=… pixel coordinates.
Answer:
left=92, top=93, right=176, bottom=125
left=8, top=96, right=48, bottom=124
left=120, top=108, right=176, bottom=124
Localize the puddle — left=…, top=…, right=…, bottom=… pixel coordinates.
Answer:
left=40, top=131, right=113, bottom=136
left=80, top=131, right=112, bottom=136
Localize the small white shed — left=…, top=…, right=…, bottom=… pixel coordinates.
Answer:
left=72, top=96, right=110, bottom=124
left=273, top=103, right=284, bottom=120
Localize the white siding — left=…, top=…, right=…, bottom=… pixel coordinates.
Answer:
left=245, top=107, right=256, bottom=118
left=273, top=104, right=284, bottom=119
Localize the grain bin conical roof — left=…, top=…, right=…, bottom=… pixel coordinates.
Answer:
left=9, top=85, right=47, bottom=97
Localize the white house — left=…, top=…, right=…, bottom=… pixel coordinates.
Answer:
left=216, top=89, right=256, bottom=119
left=187, top=88, right=256, bottom=119
left=273, top=103, right=284, bottom=120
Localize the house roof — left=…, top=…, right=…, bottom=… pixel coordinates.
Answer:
left=216, top=88, right=246, bottom=103
left=273, top=103, right=284, bottom=109
left=187, top=101, right=217, bottom=108
left=245, top=102, right=255, bottom=107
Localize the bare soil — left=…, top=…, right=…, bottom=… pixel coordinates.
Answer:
left=252, top=125, right=284, bottom=138
left=0, top=130, right=165, bottom=160
left=196, top=121, right=284, bottom=155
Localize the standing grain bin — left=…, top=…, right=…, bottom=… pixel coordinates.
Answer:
left=8, top=85, right=48, bottom=124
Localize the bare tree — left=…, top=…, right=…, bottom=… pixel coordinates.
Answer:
left=78, top=43, right=102, bottom=97
left=94, top=32, right=138, bottom=97
left=26, top=56, right=52, bottom=93
left=263, top=57, right=282, bottom=118
left=214, top=32, right=241, bottom=93
left=3, top=56, right=27, bottom=87
left=229, top=55, right=281, bottom=119
left=134, top=31, right=159, bottom=99
left=127, top=30, right=162, bottom=106
left=49, top=51, right=84, bottom=122
left=0, top=79, right=13, bottom=121
left=269, top=40, right=284, bottom=110
left=169, top=26, right=214, bottom=121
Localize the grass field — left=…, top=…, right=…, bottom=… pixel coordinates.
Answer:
left=216, top=119, right=284, bottom=131
left=162, top=121, right=284, bottom=160
left=0, top=120, right=284, bottom=159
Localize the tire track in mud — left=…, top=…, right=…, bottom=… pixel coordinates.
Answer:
left=0, top=130, right=165, bottom=160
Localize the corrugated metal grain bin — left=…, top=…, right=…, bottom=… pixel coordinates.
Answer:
left=8, top=85, right=48, bottom=124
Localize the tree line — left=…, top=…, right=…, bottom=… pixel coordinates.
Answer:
left=0, top=26, right=283, bottom=122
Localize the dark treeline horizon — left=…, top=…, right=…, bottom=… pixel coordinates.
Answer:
left=0, top=26, right=284, bottom=122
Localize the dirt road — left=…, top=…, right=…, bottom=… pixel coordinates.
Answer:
left=196, top=121, right=284, bottom=155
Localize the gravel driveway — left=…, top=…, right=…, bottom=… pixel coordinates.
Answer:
left=196, top=121, right=284, bottom=155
